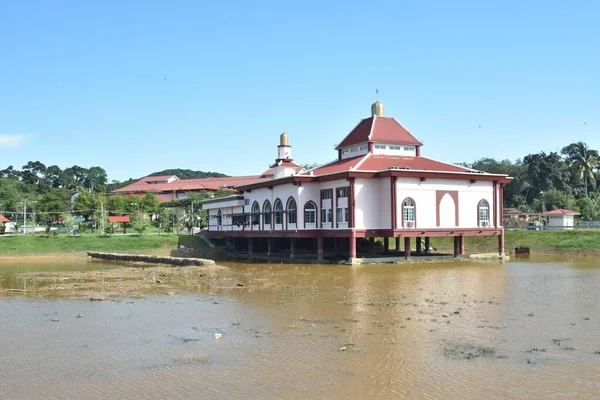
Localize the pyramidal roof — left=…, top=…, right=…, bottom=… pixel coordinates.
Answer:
left=335, top=116, right=422, bottom=150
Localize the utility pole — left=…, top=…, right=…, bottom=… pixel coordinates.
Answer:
left=100, top=201, right=104, bottom=235
left=23, top=201, right=26, bottom=234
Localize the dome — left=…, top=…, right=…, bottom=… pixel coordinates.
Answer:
left=371, top=101, right=384, bottom=117
left=280, top=132, right=289, bottom=146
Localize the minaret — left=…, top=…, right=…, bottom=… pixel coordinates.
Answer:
left=276, top=132, right=292, bottom=161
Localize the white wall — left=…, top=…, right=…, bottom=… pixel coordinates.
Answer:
left=341, top=144, right=368, bottom=159
left=373, top=144, right=417, bottom=156
left=396, top=178, right=494, bottom=229
left=355, top=178, right=390, bottom=229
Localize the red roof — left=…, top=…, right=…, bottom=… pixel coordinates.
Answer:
left=336, top=116, right=422, bottom=149
left=0, top=215, right=9, bottom=223
left=309, top=154, right=469, bottom=176
left=113, top=175, right=269, bottom=194
left=545, top=209, right=580, bottom=216
left=108, top=216, right=130, bottom=223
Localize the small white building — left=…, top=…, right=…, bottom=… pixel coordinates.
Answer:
left=545, top=209, right=579, bottom=229
left=201, top=101, right=512, bottom=263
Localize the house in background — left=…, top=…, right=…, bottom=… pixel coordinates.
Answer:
left=545, top=209, right=580, bottom=229
left=112, top=174, right=274, bottom=203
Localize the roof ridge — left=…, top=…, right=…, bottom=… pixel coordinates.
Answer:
left=335, top=117, right=372, bottom=150
left=389, top=117, right=423, bottom=146
left=367, top=115, right=376, bottom=140
left=353, top=153, right=371, bottom=170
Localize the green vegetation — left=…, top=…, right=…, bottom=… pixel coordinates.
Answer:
left=148, top=168, right=228, bottom=180
left=0, top=234, right=179, bottom=256
left=465, top=141, right=600, bottom=220
left=427, top=230, right=600, bottom=254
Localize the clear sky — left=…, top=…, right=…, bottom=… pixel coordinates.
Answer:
left=1, top=0, right=598, bottom=181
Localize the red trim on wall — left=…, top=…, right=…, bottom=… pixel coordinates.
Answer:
left=349, top=178, right=356, bottom=228
left=499, top=183, right=504, bottom=227
left=416, top=146, right=421, bottom=157
left=368, top=142, right=374, bottom=153
left=435, top=190, right=459, bottom=227
left=391, top=177, right=397, bottom=229
left=492, top=182, right=497, bottom=228
left=400, top=197, right=417, bottom=229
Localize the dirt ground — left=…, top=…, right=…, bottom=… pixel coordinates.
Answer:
left=15, top=263, right=227, bottom=299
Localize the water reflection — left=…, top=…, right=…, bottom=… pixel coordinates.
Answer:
left=0, top=257, right=599, bottom=399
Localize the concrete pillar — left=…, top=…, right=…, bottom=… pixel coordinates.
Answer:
left=424, top=237, right=430, bottom=255
left=349, top=234, right=357, bottom=260
left=459, top=236, right=465, bottom=255
left=267, top=237, right=273, bottom=256
left=317, top=236, right=324, bottom=261
left=416, top=238, right=422, bottom=255
left=395, top=237, right=400, bottom=252
left=453, top=237, right=459, bottom=257
left=499, top=230, right=505, bottom=255
left=404, top=237, right=411, bottom=258
left=290, top=238, right=296, bottom=259
left=248, top=238, right=254, bottom=255
left=383, top=237, right=389, bottom=253
left=369, top=237, right=375, bottom=256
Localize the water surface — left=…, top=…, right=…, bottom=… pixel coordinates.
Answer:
left=1, top=257, right=599, bottom=399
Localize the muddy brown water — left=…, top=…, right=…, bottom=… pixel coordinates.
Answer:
left=1, top=256, right=599, bottom=399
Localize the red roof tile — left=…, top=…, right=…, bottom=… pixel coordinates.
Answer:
left=307, top=154, right=470, bottom=176
left=336, top=116, right=422, bottom=149
left=357, top=155, right=469, bottom=173
left=0, top=215, right=9, bottom=223
left=308, top=156, right=365, bottom=176
left=108, top=216, right=130, bottom=223
left=545, top=209, right=580, bottom=215
left=112, top=175, right=269, bottom=194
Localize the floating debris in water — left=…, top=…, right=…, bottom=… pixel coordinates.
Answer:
left=215, top=333, right=222, bottom=340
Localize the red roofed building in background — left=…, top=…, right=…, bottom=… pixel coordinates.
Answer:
left=198, top=100, right=512, bottom=263
left=545, top=209, right=580, bottom=229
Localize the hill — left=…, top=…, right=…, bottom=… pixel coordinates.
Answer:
left=148, top=169, right=229, bottom=179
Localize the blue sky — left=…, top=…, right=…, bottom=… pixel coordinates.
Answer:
left=1, top=0, right=598, bottom=181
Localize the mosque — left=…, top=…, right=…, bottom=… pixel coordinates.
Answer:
left=201, top=101, right=511, bottom=263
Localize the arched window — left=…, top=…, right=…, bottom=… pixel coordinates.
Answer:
left=304, top=202, right=317, bottom=224
left=263, top=200, right=272, bottom=225
left=478, top=200, right=490, bottom=227
left=251, top=201, right=260, bottom=225
left=274, top=198, right=283, bottom=224
left=402, top=198, right=415, bottom=228
left=286, top=198, right=297, bottom=224
left=216, top=209, right=222, bottom=225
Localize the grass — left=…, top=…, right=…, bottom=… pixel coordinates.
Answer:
left=378, top=230, right=600, bottom=254
left=0, top=234, right=179, bottom=256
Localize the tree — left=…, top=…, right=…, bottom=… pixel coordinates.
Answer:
left=575, top=197, right=600, bottom=221
left=107, top=194, right=129, bottom=215
left=141, top=193, right=160, bottom=214
left=561, top=142, right=599, bottom=198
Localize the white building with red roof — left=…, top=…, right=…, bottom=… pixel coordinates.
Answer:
left=201, top=101, right=512, bottom=263
left=545, top=209, right=580, bottom=229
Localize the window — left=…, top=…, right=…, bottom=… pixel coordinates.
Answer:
left=350, top=147, right=358, bottom=153
left=389, top=145, right=401, bottom=151
left=342, top=149, right=350, bottom=155
left=402, top=199, right=415, bottom=228
left=337, top=188, right=348, bottom=198
left=244, top=199, right=250, bottom=205
left=274, top=199, right=283, bottom=224
left=479, top=200, right=490, bottom=227
left=337, top=207, right=348, bottom=223
left=251, top=202, right=260, bottom=225
left=321, top=208, right=332, bottom=223
left=263, top=201, right=271, bottom=225
left=304, top=202, right=317, bottom=224
left=321, top=191, right=332, bottom=200
left=287, top=198, right=297, bottom=224
left=216, top=209, right=222, bottom=225
left=404, top=146, right=415, bottom=151
left=374, top=144, right=386, bottom=149
left=359, top=145, right=367, bottom=151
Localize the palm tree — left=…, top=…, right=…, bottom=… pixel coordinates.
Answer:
left=561, top=142, right=599, bottom=198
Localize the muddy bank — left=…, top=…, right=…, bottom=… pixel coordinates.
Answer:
left=88, top=252, right=215, bottom=266
left=15, top=264, right=226, bottom=299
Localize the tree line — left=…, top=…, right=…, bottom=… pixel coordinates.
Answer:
left=463, top=141, right=600, bottom=220
left=1, top=140, right=599, bottom=228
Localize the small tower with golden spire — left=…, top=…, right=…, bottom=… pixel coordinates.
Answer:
left=276, top=132, right=292, bottom=161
